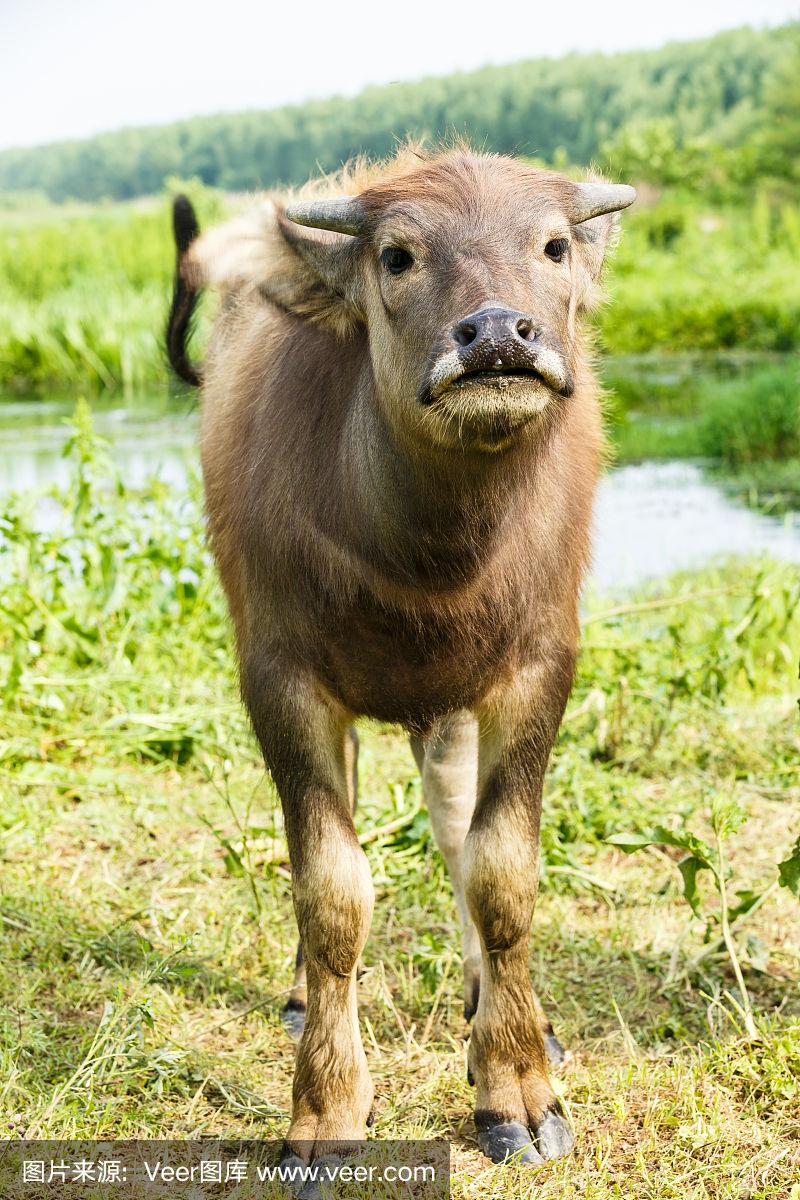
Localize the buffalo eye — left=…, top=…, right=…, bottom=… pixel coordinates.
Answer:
left=544, top=237, right=569, bottom=263
left=380, top=246, right=414, bottom=275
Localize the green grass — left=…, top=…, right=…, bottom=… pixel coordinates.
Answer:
left=610, top=413, right=704, bottom=462
left=604, top=358, right=800, bottom=487
left=697, top=364, right=800, bottom=466
left=1, top=407, right=799, bottom=1195
left=0, top=183, right=222, bottom=394
left=599, top=197, right=800, bottom=355
left=713, top=459, right=800, bottom=517
left=2, top=185, right=800, bottom=394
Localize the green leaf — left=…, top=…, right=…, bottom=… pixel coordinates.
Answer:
left=606, top=832, right=656, bottom=852
left=710, top=794, right=746, bottom=840
left=729, top=888, right=762, bottom=923
left=778, top=837, right=800, bottom=898
left=607, top=825, right=714, bottom=868
left=61, top=614, right=100, bottom=642
left=222, top=839, right=245, bottom=877
left=649, top=825, right=715, bottom=866
left=677, top=855, right=710, bottom=919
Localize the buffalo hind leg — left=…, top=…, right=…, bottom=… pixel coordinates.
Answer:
left=464, top=657, right=576, bottom=1166
left=412, top=712, right=567, bottom=1065
left=283, top=725, right=360, bottom=1041
left=243, top=662, right=373, bottom=1158
left=410, top=713, right=482, bottom=1020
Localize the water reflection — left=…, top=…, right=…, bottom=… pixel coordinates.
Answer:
left=591, top=461, right=799, bottom=592
left=0, top=394, right=198, bottom=494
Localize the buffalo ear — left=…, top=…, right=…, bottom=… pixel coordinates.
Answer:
left=569, top=177, right=633, bottom=288
left=571, top=210, right=621, bottom=284
left=276, top=210, right=363, bottom=314
left=182, top=199, right=364, bottom=336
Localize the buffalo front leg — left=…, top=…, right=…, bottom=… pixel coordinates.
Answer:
left=243, top=660, right=374, bottom=1156
left=283, top=725, right=360, bottom=1040
left=464, top=656, right=576, bottom=1166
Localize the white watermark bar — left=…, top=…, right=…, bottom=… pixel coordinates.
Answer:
left=0, top=1140, right=450, bottom=1199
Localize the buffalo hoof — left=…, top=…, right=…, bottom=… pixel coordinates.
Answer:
left=297, top=1153, right=341, bottom=1200
left=544, top=1027, right=568, bottom=1067
left=534, top=1103, right=575, bottom=1159
left=464, top=973, right=481, bottom=1023
left=278, top=1150, right=342, bottom=1199
left=476, top=1118, right=544, bottom=1166
left=476, top=1102, right=574, bottom=1166
left=282, top=999, right=306, bottom=1041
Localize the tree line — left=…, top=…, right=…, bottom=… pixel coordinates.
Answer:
left=0, top=23, right=795, bottom=202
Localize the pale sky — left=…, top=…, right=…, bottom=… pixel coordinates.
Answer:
left=1, top=0, right=797, bottom=151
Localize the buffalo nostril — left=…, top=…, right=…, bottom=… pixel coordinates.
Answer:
left=452, top=321, right=477, bottom=347
left=516, top=318, right=536, bottom=341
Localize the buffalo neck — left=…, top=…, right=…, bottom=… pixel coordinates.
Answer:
left=339, top=372, right=548, bottom=590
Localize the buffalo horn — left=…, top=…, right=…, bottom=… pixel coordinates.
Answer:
left=283, top=196, right=366, bottom=236
left=570, top=182, right=636, bottom=223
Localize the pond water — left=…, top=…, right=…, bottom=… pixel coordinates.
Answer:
left=592, top=461, right=799, bottom=591
left=1, top=391, right=799, bottom=594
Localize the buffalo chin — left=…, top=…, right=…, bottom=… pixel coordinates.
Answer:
left=433, top=374, right=553, bottom=451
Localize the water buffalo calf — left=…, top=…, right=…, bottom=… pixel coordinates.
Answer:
left=166, top=147, right=634, bottom=1169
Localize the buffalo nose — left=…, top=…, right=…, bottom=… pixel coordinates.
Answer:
left=451, top=306, right=538, bottom=349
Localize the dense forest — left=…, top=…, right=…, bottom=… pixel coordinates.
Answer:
left=0, top=23, right=796, bottom=202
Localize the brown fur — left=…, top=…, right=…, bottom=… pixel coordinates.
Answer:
left=183, top=146, right=627, bottom=1163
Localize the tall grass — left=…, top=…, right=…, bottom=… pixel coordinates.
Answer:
left=604, top=357, right=800, bottom=472
left=697, top=363, right=800, bottom=465
left=1, top=185, right=800, bottom=394
left=603, top=198, right=800, bottom=354
left=0, top=182, right=223, bottom=394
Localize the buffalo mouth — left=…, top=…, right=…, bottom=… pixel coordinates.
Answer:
left=446, top=366, right=547, bottom=390
left=421, top=365, right=551, bottom=407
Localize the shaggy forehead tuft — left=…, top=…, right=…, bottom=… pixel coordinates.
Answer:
left=357, top=152, right=575, bottom=225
